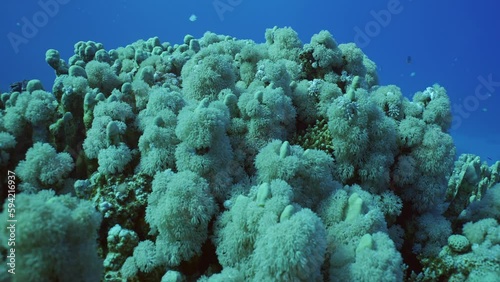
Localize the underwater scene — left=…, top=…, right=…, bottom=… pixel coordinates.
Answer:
left=0, top=0, right=499, bottom=281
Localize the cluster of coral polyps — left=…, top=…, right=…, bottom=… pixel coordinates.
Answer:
left=0, top=27, right=498, bottom=281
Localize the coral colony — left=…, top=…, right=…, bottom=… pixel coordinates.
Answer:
left=0, top=27, right=499, bottom=281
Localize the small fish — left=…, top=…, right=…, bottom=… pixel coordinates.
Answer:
left=406, top=56, right=412, bottom=64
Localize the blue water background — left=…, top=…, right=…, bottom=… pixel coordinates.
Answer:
left=1, top=0, right=499, bottom=163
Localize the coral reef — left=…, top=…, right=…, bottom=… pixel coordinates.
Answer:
left=0, top=27, right=498, bottom=281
